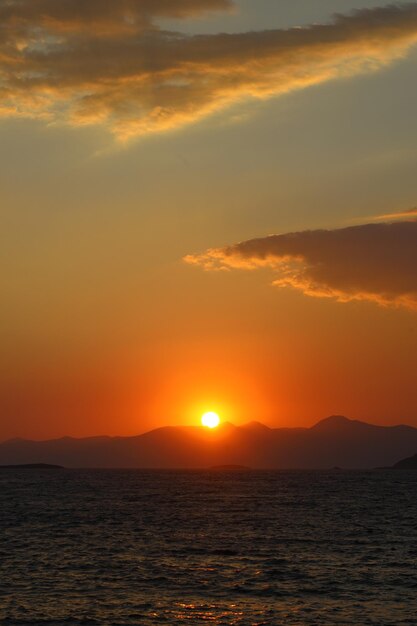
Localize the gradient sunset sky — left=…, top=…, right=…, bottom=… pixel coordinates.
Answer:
left=1, top=0, right=417, bottom=440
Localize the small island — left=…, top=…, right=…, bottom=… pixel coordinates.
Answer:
left=0, top=463, right=64, bottom=470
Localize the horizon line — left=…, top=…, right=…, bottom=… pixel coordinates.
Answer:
left=1, top=415, right=415, bottom=445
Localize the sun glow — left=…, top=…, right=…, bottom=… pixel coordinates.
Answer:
left=201, top=412, right=220, bottom=429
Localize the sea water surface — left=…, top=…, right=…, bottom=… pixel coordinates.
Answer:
left=1, top=469, right=416, bottom=625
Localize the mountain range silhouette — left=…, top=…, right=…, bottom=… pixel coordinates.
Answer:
left=1, top=416, right=417, bottom=469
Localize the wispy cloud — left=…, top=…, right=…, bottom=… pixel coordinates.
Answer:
left=1, top=2, right=417, bottom=138
left=371, top=207, right=417, bottom=221
left=0, top=1, right=233, bottom=35
left=185, top=219, right=417, bottom=310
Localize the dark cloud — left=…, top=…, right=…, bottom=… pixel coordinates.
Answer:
left=1, top=2, right=417, bottom=138
left=185, top=220, right=417, bottom=310
left=0, top=1, right=233, bottom=34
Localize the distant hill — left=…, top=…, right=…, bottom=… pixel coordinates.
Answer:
left=391, top=453, right=417, bottom=469
left=0, top=463, right=63, bottom=470
left=209, top=465, right=251, bottom=471
left=1, top=416, right=417, bottom=469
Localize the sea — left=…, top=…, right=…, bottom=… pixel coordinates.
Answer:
left=0, top=469, right=416, bottom=625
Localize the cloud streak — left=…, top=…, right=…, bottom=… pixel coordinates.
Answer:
left=0, top=1, right=233, bottom=35
left=1, top=2, right=417, bottom=138
left=185, top=220, right=417, bottom=310
left=372, top=207, right=417, bottom=221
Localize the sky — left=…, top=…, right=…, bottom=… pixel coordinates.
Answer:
left=1, top=0, right=417, bottom=440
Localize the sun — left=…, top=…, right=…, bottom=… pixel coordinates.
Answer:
left=201, top=412, right=220, bottom=429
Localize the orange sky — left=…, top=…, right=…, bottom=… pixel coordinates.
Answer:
left=1, top=0, right=417, bottom=440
